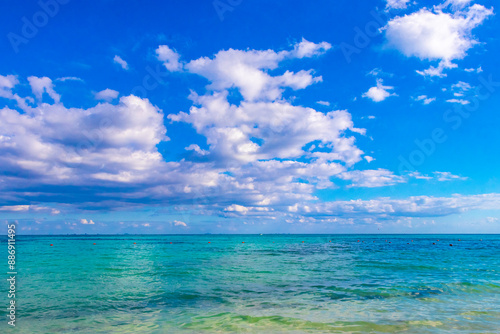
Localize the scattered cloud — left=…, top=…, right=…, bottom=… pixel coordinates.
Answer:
left=433, top=171, right=468, bottom=181
left=362, top=79, right=396, bottom=102
left=173, top=220, right=187, bottom=227
left=446, top=98, right=470, bottom=104
left=290, top=38, right=332, bottom=58
left=386, top=0, right=410, bottom=9
left=451, top=81, right=472, bottom=96
left=95, top=88, right=119, bottom=101
left=414, top=95, right=436, bottom=104
left=80, top=219, right=95, bottom=225
left=367, top=68, right=394, bottom=77
left=464, top=66, right=483, bottom=73
left=113, top=55, right=129, bottom=70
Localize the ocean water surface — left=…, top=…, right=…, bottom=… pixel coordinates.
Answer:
left=1, top=234, right=499, bottom=333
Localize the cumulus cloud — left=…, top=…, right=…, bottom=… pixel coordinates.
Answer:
left=0, top=39, right=488, bottom=226
left=0, top=71, right=356, bottom=213
left=156, top=45, right=182, bottom=71
left=182, top=39, right=328, bottom=102
left=290, top=38, right=332, bottom=58
left=0, top=77, right=168, bottom=197
left=167, top=40, right=365, bottom=171
left=362, top=79, right=396, bottom=102
left=384, top=3, right=493, bottom=76
left=95, top=88, right=119, bottom=101
left=80, top=219, right=95, bottom=224
left=113, top=55, right=129, bottom=70
left=27, top=76, right=60, bottom=103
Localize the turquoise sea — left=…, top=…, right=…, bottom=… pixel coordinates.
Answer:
left=1, top=234, right=499, bottom=333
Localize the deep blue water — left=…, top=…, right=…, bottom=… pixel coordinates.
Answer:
left=1, top=234, right=499, bottom=333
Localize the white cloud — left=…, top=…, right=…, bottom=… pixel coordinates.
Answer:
left=167, top=41, right=364, bottom=169
left=362, top=79, right=396, bottom=102
left=95, top=88, right=119, bottom=101
left=0, top=205, right=60, bottom=214
left=56, top=77, right=83, bottom=82
left=156, top=45, right=182, bottom=71
left=464, top=66, right=483, bottom=73
left=451, top=81, right=472, bottom=96
left=182, top=39, right=329, bottom=102
left=80, top=219, right=95, bottom=224
left=316, top=100, right=330, bottom=106
left=185, top=144, right=209, bottom=156
left=293, top=193, right=500, bottom=219
left=446, top=98, right=470, bottom=104
left=0, top=78, right=168, bottom=191
left=0, top=205, right=30, bottom=211
left=408, top=171, right=433, bottom=180
left=433, top=171, right=468, bottom=181
left=290, top=38, right=332, bottom=58
left=113, top=55, right=129, bottom=70
left=0, top=42, right=364, bottom=213
left=1, top=38, right=485, bottom=223
left=442, top=0, right=473, bottom=10
left=416, top=60, right=457, bottom=77
left=170, top=94, right=364, bottom=165
left=367, top=68, right=394, bottom=77
left=27, top=76, right=60, bottom=103
left=415, top=95, right=436, bottom=104
left=173, top=220, right=187, bottom=227
left=339, top=169, right=405, bottom=188
left=225, top=204, right=249, bottom=213
left=0, top=74, right=18, bottom=90
left=385, top=4, right=494, bottom=76
left=386, top=0, right=410, bottom=10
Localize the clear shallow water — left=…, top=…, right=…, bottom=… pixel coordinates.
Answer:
left=1, top=234, right=499, bottom=333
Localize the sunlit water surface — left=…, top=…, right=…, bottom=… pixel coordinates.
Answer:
left=1, top=234, right=499, bottom=333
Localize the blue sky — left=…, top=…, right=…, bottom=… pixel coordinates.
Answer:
left=1, top=0, right=500, bottom=234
